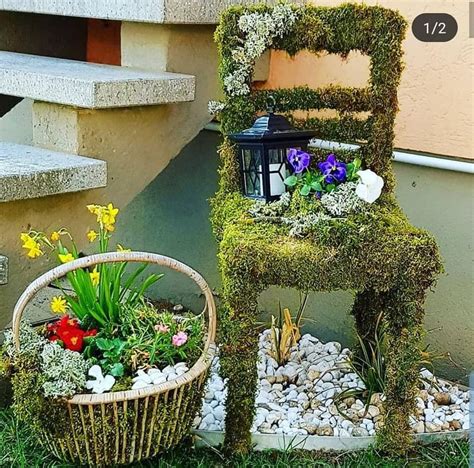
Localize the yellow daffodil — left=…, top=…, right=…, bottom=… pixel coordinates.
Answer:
left=58, top=252, right=75, bottom=263
left=50, top=231, right=60, bottom=242
left=27, top=242, right=43, bottom=258
left=87, top=230, right=98, bottom=242
left=87, top=204, right=100, bottom=215
left=87, top=203, right=119, bottom=230
left=21, top=233, right=35, bottom=247
left=117, top=244, right=131, bottom=252
left=50, top=296, right=67, bottom=314
left=102, top=203, right=119, bottom=226
left=21, top=233, right=43, bottom=259
left=90, top=267, right=100, bottom=286
left=87, top=204, right=105, bottom=224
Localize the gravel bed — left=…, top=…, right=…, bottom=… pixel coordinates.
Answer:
left=194, top=330, right=470, bottom=436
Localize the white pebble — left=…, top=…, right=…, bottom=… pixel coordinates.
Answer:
left=132, top=380, right=151, bottom=390
left=151, top=374, right=167, bottom=385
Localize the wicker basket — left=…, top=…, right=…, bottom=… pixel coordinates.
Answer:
left=12, top=251, right=217, bottom=466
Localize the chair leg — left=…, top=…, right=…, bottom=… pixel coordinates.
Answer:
left=219, top=278, right=261, bottom=454
left=352, top=289, right=387, bottom=343
left=377, top=283, right=427, bottom=454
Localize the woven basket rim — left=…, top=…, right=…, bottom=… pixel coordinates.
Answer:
left=12, top=251, right=217, bottom=405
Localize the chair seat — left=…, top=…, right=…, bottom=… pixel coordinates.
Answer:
left=217, top=192, right=441, bottom=295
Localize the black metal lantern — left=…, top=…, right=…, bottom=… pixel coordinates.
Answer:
left=229, top=109, right=317, bottom=202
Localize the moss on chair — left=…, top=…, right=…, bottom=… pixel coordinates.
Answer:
left=211, top=3, right=442, bottom=455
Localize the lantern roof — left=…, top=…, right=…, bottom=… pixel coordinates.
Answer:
left=229, top=111, right=318, bottom=142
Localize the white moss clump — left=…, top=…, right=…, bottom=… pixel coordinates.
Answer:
left=224, top=4, right=299, bottom=97
left=41, top=342, right=89, bottom=398
left=208, top=100, right=226, bottom=116
left=249, top=192, right=292, bottom=218
left=320, top=182, right=368, bottom=217
left=3, top=321, right=47, bottom=361
left=283, top=213, right=331, bottom=238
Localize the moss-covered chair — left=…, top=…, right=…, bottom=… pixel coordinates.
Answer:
left=211, top=4, right=442, bottom=455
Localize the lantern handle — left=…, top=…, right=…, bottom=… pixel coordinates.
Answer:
left=266, top=95, right=277, bottom=114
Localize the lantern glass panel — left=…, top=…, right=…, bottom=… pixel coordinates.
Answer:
left=242, top=148, right=263, bottom=197
left=268, top=148, right=288, bottom=197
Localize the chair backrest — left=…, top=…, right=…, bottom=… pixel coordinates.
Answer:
left=216, top=4, right=407, bottom=193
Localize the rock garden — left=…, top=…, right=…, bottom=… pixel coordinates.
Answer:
left=195, top=331, right=470, bottom=438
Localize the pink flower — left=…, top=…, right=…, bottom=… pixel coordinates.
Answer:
left=154, top=324, right=170, bottom=333
left=172, top=331, right=188, bottom=347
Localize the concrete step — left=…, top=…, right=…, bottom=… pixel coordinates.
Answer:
left=0, top=254, right=7, bottom=285
left=0, top=0, right=301, bottom=24
left=0, top=51, right=195, bottom=109
left=0, top=142, right=107, bottom=202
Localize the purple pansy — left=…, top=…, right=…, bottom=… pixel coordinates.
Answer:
left=287, top=149, right=311, bottom=174
left=318, top=153, right=347, bottom=184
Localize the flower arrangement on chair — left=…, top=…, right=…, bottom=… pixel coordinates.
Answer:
left=285, top=150, right=383, bottom=203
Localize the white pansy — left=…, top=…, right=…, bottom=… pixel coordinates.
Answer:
left=355, top=169, right=384, bottom=203
left=86, top=365, right=115, bottom=394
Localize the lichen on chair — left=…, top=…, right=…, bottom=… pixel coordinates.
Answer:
left=211, top=3, right=442, bottom=455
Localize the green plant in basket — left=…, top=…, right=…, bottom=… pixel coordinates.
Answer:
left=91, top=337, right=127, bottom=377
left=121, top=304, right=204, bottom=371
left=20, top=203, right=163, bottom=329
left=8, top=220, right=214, bottom=465
left=79, top=304, right=205, bottom=378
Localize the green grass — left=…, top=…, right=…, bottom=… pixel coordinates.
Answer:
left=0, top=409, right=469, bottom=467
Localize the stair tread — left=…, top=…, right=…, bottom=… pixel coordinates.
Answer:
left=0, top=142, right=107, bottom=202
left=0, top=0, right=302, bottom=24
left=0, top=51, right=195, bottom=108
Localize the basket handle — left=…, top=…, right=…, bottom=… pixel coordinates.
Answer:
left=12, top=251, right=217, bottom=352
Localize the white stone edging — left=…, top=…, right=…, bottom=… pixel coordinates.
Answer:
left=193, top=428, right=469, bottom=452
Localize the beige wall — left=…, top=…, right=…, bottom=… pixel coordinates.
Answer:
left=0, top=24, right=218, bottom=329
left=263, top=0, right=473, bottom=159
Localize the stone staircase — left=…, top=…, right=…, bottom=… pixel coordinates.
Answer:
left=0, top=0, right=283, bottom=318
left=0, top=50, right=195, bottom=207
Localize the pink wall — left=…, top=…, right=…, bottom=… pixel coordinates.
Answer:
left=261, top=0, right=473, bottom=160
